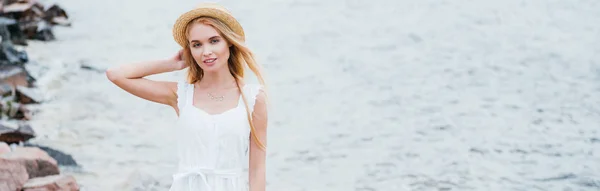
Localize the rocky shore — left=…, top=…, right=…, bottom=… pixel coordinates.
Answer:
left=0, top=1, right=80, bottom=191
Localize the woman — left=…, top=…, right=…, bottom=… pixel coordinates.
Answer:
left=106, top=3, right=268, bottom=191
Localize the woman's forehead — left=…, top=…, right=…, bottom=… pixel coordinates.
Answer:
left=188, top=23, right=221, bottom=41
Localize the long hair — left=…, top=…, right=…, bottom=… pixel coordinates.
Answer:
left=182, top=17, right=267, bottom=150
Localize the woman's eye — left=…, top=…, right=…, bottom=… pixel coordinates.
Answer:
left=211, top=39, right=219, bottom=44
left=193, top=43, right=201, bottom=47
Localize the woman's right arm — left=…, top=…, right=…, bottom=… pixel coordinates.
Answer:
left=105, top=51, right=187, bottom=111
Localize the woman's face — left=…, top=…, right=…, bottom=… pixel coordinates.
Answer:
left=188, top=23, right=230, bottom=73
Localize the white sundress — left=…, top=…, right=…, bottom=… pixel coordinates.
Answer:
left=168, top=81, right=262, bottom=191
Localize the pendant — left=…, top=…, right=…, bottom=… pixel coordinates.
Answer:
left=207, top=92, right=224, bottom=101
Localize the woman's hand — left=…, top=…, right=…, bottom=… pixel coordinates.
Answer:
left=170, top=49, right=188, bottom=70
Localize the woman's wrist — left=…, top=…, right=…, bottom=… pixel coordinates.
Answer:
left=163, top=58, right=187, bottom=71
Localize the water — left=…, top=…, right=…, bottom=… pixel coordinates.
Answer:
left=21, top=0, right=600, bottom=190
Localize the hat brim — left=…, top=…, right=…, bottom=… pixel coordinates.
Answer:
left=172, top=6, right=245, bottom=48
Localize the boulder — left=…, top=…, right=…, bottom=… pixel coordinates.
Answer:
left=0, top=141, right=9, bottom=155
left=0, top=158, right=29, bottom=191
left=22, top=174, right=79, bottom=191
left=1, top=146, right=60, bottom=181
left=0, top=122, right=35, bottom=143
left=14, top=85, right=42, bottom=104
left=2, top=146, right=57, bottom=166
left=43, top=4, right=70, bottom=27
left=21, top=159, right=60, bottom=178
left=0, top=17, right=27, bottom=46
left=0, top=98, right=32, bottom=120
left=24, top=143, right=79, bottom=167
left=0, top=1, right=71, bottom=42
left=0, top=65, right=31, bottom=87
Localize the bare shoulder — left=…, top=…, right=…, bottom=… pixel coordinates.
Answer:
left=255, top=87, right=266, bottom=104
left=252, top=86, right=268, bottom=117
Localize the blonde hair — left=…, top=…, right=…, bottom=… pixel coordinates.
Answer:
left=182, top=17, right=267, bottom=150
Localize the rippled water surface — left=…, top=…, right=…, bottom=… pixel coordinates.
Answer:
left=23, top=0, right=600, bottom=190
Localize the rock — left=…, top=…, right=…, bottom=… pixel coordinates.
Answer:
left=0, top=0, right=67, bottom=42
left=0, top=98, right=32, bottom=120
left=5, top=22, right=26, bottom=45
left=0, top=38, right=29, bottom=64
left=0, top=158, right=29, bottom=191
left=24, top=143, right=79, bottom=167
left=0, top=16, right=27, bottom=46
left=0, top=82, right=11, bottom=94
left=0, top=121, right=35, bottom=143
left=0, top=141, right=9, bottom=154
left=22, top=20, right=55, bottom=41
left=21, top=159, right=60, bottom=178
left=22, top=174, right=79, bottom=191
left=1, top=1, right=46, bottom=27
left=1, top=146, right=60, bottom=180
left=0, top=121, right=23, bottom=143
left=43, top=5, right=70, bottom=27
left=0, top=65, right=33, bottom=88
left=1, top=146, right=57, bottom=166
left=2, top=40, right=28, bottom=59
left=0, top=0, right=23, bottom=5
left=15, top=122, right=33, bottom=135
left=80, top=63, right=105, bottom=73
left=0, top=98, right=21, bottom=119
left=0, top=119, right=16, bottom=133
left=15, top=85, right=42, bottom=104
left=1, top=0, right=44, bottom=14
left=0, top=83, right=40, bottom=121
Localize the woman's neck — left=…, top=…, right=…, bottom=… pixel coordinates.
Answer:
left=198, top=69, right=237, bottom=89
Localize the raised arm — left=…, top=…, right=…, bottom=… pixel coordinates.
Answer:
left=105, top=50, right=188, bottom=113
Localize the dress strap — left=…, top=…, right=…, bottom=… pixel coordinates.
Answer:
left=185, top=83, right=195, bottom=106
left=176, top=80, right=195, bottom=111
left=176, top=80, right=188, bottom=111
left=243, top=84, right=263, bottom=114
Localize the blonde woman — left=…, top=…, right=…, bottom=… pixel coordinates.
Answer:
left=106, top=3, right=267, bottom=191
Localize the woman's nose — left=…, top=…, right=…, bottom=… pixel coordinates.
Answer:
left=202, top=48, right=213, bottom=57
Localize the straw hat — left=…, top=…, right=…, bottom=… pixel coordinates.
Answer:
left=172, top=3, right=245, bottom=48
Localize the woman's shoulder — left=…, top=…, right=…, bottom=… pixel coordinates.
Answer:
left=242, top=83, right=264, bottom=95
left=240, top=83, right=264, bottom=102
left=243, top=83, right=263, bottom=90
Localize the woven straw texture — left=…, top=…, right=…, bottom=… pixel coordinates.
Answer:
left=172, top=3, right=245, bottom=47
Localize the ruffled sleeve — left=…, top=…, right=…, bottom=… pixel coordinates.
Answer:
left=245, top=84, right=264, bottom=114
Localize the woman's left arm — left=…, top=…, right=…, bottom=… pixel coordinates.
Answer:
left=249, top=90, right=268, bottom=191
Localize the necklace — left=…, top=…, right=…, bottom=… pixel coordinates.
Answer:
left=207, top=92, right=224, bottom=101
left=201, top=81, right=237, bottom=102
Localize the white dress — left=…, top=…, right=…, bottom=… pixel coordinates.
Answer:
left=168, top=81, right=262, bottom=191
